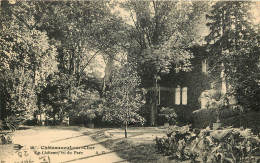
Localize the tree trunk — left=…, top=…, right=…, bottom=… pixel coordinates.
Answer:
left=101, top=56, right=114, bottom=96
left=150, top=78, right=158, bottom=126
left=150, top=98, right=155, bottom=126
left=150, top=99, right=158, bottom=126
left=0, top=88, right=8, bottom=120
left=59, top=111, right=64, bottom=125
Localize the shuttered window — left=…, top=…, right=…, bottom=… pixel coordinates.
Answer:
left=182, top=87, right=187, bottom=105
left=175, top=86, right=181, bottom=105
left=175, top=86, right=188, bottom=105
left=202, top=59, right=207, bottom=73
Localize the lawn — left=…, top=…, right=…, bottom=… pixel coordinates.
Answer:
left=81, top=126, right=178, bottom=163
left=80, top=126, right=260, bottom=163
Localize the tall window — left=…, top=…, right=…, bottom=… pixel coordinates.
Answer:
left=182, top=87, right=187, bottom=105
left=175, top=86, right=188, bottom=105
left=202, top=59, right=207, bottom=73
left=175, top=86, right=181, bottom=105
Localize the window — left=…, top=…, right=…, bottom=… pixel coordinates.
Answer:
left=175, top=86, right=181, bottom=105
left=175, top=86, right=188, bottom=105
left=182, top=87, right=187, bottom=105
left=202, top=59, right=207, bottom=73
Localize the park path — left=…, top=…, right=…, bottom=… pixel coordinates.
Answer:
left=0, top=127, right=128, bottom=163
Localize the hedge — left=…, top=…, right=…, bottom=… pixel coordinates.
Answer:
left=192, top=108, right=260, bottom=134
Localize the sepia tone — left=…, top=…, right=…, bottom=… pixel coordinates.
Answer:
left=0, top=0, right=259, bottom=162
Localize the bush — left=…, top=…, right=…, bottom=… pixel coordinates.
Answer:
left=156, top=125, right=196, bottom=160
left=189, top=127, right=260, bottom=162
left=0, top=116, right=20, bottom=145
left=192, top=107, right=241, bottom=129
left=0, top=134, right=12, bottom=145
left=0, top=116, right=20, bottom=131
left=156, top=126, right=260, bottom=162
left=23, top=119, right=38, bottom=126
left=192, top=108, right=260, bottom=135
left=158, top=107, right=177, bottom=125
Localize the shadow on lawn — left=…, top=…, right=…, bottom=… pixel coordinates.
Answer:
left=61, top=143, right=158, bottom=163
left=50, top=127, right=165, bottom=162
left=17, top=126, right=32, bottom=130
left=61, top=133, right=147, bottom=163
left=51, top=128, right=113, bottom=143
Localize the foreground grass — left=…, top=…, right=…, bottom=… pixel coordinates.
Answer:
left=38, top=126, right=176, bottom=162
left=84, top=128, right=174, bottom=163
left=100, top=139, right=171, bottom=163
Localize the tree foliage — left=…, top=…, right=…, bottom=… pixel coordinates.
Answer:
left=0, top=1, right=58, bottom=119
left=122, top=1, right=208, bottom=76
left=103, top=62, right=146, bottom=125
left=120, top=1, right=208, bottom=125
left=0, top=1, right=126, bottom=122
left=206, top=1, right=260, bottom=111
left=2, top=0, right=257, bottom=127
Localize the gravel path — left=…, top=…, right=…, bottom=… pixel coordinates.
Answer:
left=0, top=127, right=127, bottom=163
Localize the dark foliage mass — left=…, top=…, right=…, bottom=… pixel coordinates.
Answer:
left=0, top=1, right=259, bottom=128
left=156, top=125, right=260, bottom=162
left=205, top=1, right=260, bottom=111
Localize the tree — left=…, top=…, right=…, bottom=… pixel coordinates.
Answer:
left=11, top=1, right=121, bottom=123
left=120, top=1, right=208, bottom=125
left=205, top=1, right=260, bottom=111
left=103, top=59, right=146, bottom=128
left=29, top=1, right=130, bottom=123
left=0, top=1, right=58, bottom=119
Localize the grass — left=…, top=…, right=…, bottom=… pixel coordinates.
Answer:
left=0, top=125, right=184, bottom=162
left=0, top=125, right=179, bottom=162
left=100, top=139, right=172, bottom=163
left=82, top=127, right=175, bottom=163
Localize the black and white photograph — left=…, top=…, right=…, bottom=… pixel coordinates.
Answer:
left=0, top=0, right=260, bottom=162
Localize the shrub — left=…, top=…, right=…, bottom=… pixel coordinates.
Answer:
left=24, top=119, right=38, bottom=126
left=0, top=116, right=19, bottom=145
left=0, top=134, right=12, bottom=145
left=192, top=108, right=260, bottom=135
left=158, top=107, right=177, bottom=125
left=192, top=107, right=241, bottom=129
left=0, top=116, right=20, bottom=131
left=156, top=126, right=260, bottom=162
left=189, top=127, right=260, bottom=162
left=156, top=125, right=196, bottom=160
